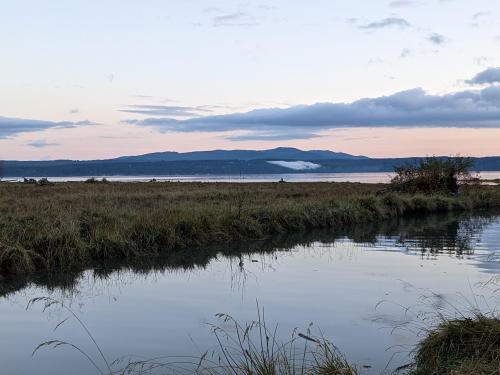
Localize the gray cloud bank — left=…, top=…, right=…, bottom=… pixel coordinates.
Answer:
left=125, top=85, right=500, bottom=140
left=467, top=67, right=500, bottom=85
left=0, top=116, right=94, bottom=138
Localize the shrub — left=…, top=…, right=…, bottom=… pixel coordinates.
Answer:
left=84, top=177, right=109, bottom=184
left=391, top=156, right=478, bottom=195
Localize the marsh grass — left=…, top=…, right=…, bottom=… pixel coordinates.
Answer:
left=407, top=314, right=500, bottom=375
left=29, top=298, right=358, bottom=375
left=28, top=296, right=112, bottom=375
left=198, top=309, right=358, bottom=375
left=376, top=278, right=500, bottom=375
left=1, top=182, right=500, bottom=276
left=119, top=311, right=358, bottom=375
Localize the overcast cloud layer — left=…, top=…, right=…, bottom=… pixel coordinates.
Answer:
left=125, top=83, right=500, bottom=140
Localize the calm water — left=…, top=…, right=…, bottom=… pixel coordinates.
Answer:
left=1, top=213, right=500, bottom=374
left=8, top=171, right=500, bottom=184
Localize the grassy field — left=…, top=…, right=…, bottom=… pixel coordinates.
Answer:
left=1, top=181, right=500, bottom=276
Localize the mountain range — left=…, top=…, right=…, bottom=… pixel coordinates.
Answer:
left=2, top=147, right=500, bottom=177
left=113, top=147, right=368, bottom=162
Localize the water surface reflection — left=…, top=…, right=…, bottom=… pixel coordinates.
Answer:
left=1, top=211, right=499, bottom=374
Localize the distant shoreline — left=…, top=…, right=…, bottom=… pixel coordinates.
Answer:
left=2, top=171, right=500, bottom=184
left=3, top=156, right=500, bottom=178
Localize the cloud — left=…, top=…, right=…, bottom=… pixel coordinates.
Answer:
left=359, top=17, right=411, bottom=30
left=0, top=116, right=95, bottom=138
left=212, top=11, right=258, bottom=27
left=472, top=11, right=489, bottom=20
left=427, top=33, right=447, bottom=45
left=202, top=7, right=221, bottom=13
left=119, top=105, right=213, bottom=117
left=474, top=57, right=491, bottom=67
left=27, top=140, right=60, bottom=148
left=400, top=48, right=411, bottom=58
left=124, top=85, right=500, bottom=140
left=342, top=135, right=381, bottom=141
left=389, top=0, right=420, bottom=7
left=226, top=131, right=321, bottom=141
left=466, top=67, right=500, bottom=85
left=470, top=11, right=489, bottom=27
left=56, top=120, right=96, bottom=128
left=133, top=95, right=156, bottom=99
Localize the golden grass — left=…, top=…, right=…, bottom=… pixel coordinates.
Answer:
left=1, top=182, right=499, bottom=276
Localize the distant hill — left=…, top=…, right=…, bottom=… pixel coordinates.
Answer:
left=2, top=148, right=500, bottom=177
left=113, top=147, right=368, bottom=162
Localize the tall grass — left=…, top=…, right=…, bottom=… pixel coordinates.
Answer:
left=118, top=310, right=358, bottom=375
left=1, top=182, right=499, bottom=276
left=28, top=294, right=500, bottom=374
left=407, top=315, right=500, bottom=375
left=29, top=298, right=358, bottom=375
left=203, top=310, right=357, bottom=375
left=378, top=277, right=500, bottom=375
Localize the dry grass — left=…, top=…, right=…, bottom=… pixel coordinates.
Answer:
left=1, top=181, right=499, bottom=276
left=407, top=315, right=500, bottom=375
left=30, top=297, right=359, bottom=375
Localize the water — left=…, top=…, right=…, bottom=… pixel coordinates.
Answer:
left=7, top=172, right=393, bottom=183
left=7, top=171, right=500, bottom=184
left=1, top=213, right=499, bottom=374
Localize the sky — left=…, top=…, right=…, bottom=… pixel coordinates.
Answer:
left=1, top=0, right=500, bottom=160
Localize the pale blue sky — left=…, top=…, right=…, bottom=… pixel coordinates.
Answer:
left=1, top=0, right=500, bottom=159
